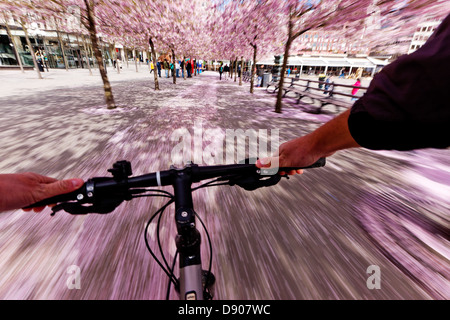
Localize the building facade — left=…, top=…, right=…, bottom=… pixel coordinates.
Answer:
left=0, top=14, right=146, bottom=70
left=407, top=20, right=442, bottom=54
left=293, top=30, right=371, bottom=56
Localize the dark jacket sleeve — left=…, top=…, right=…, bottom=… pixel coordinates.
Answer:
left=348, top=13, right=450, bottom=151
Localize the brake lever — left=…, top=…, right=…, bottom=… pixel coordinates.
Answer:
left=229, top=174, right=282, bottom=191
left=229, top=157, right=325, bottom=191
left=51, top=197, right=125, bottom=216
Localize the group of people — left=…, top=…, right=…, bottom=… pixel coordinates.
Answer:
left=218, top=63, right=233, bottom=80
left=318, top=72, right=361, bottom=99
left=150, top=58, right=202, bottom=79
left=35, top=49, right=49, bottom=72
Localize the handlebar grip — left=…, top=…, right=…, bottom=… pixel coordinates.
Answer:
left=23, top=185, right=86, bottom=209
left=258, top=157, right=325, bottom=176
left=279, top=157, right=326, bottom=171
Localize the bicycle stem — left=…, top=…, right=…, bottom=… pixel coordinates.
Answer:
left=173, top=168, right=204, bottom=300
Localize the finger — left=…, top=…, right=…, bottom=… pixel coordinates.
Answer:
left=256, top=157, right=280, bottom=169
left=278, top=169, right=304, bottom=176
left=39, top=178, right=84, bottom=200
left=256, top=157, right=271, bottom=168
left=26, top=172, right=59, bottom=184
left=22, top=203, right=56, bottom=212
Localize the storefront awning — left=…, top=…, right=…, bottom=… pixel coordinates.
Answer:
left=257, top=56, right=389, bottom=68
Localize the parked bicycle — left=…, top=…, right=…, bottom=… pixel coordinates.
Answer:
left=26, top=158, right=326, bottom=300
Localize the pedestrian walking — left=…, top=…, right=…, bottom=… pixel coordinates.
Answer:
left=323, top=76, right=332, bottom=94
left=186, top=60, right=192, bottom=78
left=318, top=72, right=326, bottom=89
left=156, top=61, right=161, bottom=77
left=257, top=65, right=265, bottom=87
left=180, top=59, right=185, bottom=78
left=150, top=61, right=154, bottom=73
left=351, top=78, right=361, bottom=100
left=224, top=64, right=229, bottom=80
left=219, top=64, right=224, bottom=80
left=170, top=61, right=174, bottom=77
left=176, top=60, right=180, bottom=77
left=164, top=59, right=169, bottom=78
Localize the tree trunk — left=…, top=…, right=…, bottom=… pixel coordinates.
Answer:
left=57, top=32, right=68, bottom=70
left=234, top=58, right=237, bottom=82
left=171, top=48, right=176, bottom=84
left=274, top=38, right=292, bottom=113
left=84, top=0, right=116, bottom=109
left=108, top=44, right=115, bottom=68
left=20, top=19, right=42, bottom=79
left=85, top=35, right=96, bottom=69
left=81, top=35, right=93, bottom=75
left=239, top=56, right=243, bottom=86
left=275, top=15, right=296, bottom=114
left=4, top=14, right=24, bottom=73
left=149, top=37, right=160, bottom=90
left=112, top=41, right=120, bottom=74
left=55, top=19, right=69, bottom=71
left=134, top=48, right=138, bottom=72
left=230, top=56, right=233, bottom=80
left=78, top=34, right=92, bottom=75
left=250, top=45, right=257, bottom=93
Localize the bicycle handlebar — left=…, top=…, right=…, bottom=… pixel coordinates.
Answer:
left=25, top=158, right=326, bottom=214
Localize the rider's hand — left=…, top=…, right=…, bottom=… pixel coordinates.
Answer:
left=256, top=110, right=360, bottom=175
left=256, top=135, right=332, bottom=175
left=0, top=173, right=84, bottom=213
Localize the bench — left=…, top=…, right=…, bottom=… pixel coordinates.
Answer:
left=242, top=71, right=251, bottom=82
left=267, top=77, right=367, bottom=114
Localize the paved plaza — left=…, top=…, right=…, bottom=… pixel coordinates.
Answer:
left=0, top=65, right=448, bottom=299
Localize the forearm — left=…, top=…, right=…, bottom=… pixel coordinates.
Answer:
left=257, top=109, right=361, bottom=170
left=306, top=109, right=361, bottom=158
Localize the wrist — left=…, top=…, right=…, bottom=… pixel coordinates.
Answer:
left=307, top=110, right=360, bottom=158
left=302, top=131, right=329, bottom=160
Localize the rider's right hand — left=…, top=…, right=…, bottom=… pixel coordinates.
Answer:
left=256, top=135, right=326, bottom=176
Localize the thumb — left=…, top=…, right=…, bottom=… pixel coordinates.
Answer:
left=256, top=156, right=280, bottom=169
left=41, top=178, right=84, bottom=199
